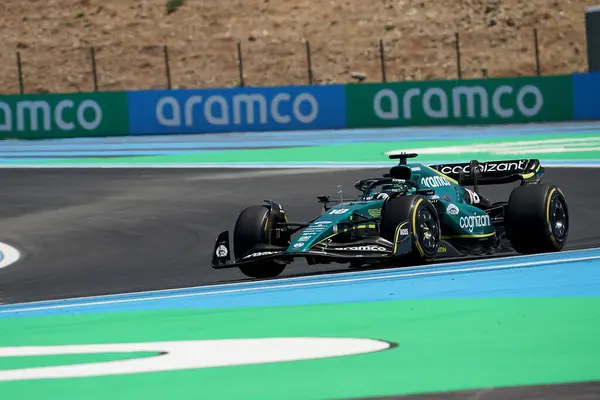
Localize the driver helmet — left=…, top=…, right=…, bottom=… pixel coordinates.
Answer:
left=368, top=183, right=402, bottom=200
left=375, top=183, right=398, bottom=200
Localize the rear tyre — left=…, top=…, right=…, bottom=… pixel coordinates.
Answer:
left=233, top=205, right=287, bottom=278
left=380, top=195, right=440, bottom=264
left=505, top=183, right=569, bottom=254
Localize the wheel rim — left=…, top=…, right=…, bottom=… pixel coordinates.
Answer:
left=417, top=207, right=439, bottom=252
left=550, top=195, right=568, bottom=240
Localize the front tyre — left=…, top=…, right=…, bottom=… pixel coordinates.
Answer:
left=505, top=183, right=569, bottom=254
left=380, top=195, right=440, bottom=263
left=233, top=205, right=287, bottom=279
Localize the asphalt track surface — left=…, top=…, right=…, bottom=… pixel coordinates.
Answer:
left=360, top=381, right=600, bottom=399
left=0, top=167, right=598, bottom=304
left=0, top=166, right=599, bottom=400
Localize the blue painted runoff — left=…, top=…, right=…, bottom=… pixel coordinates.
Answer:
left=1, top=248, right=599, bottom=319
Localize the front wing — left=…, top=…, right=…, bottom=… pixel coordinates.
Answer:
left=210, top=230, right=464, bottom=270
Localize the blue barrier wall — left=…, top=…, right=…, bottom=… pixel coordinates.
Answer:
left=573, top=72, right=600, bottom=120
left=128, top=85, right=347, bottom=135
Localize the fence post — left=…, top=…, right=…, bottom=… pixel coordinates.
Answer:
left=455, top=32, right=462, bottom=79
left=163, top=45, right=172, bottom=89
left=533, top=28, right=541, bottom=76
left=237, top=41, right=245, bottom=87
left=16, top=52, right=24, bottom=94
left=89, top=47, right=98, bottom=92
left=586, top=6, right=600, bottom=72
left=305, top=40, right=313, bottom=85
left=379, top=39, right=387, bottom=83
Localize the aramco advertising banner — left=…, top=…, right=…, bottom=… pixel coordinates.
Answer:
left=127, top=85, right=347, bottom=135
left=344, top=75, right=574, bottom=128
left=0, top=92, right=129, bottom=140
left=2, top=72, right=600, bottom=140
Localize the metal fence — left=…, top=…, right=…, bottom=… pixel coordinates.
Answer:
left=0, top=24, right=588, bottom=94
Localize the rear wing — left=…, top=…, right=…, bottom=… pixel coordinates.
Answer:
left=429, top=159, right=544, bottom=186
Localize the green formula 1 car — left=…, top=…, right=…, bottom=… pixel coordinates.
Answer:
left=211, top=152, right=569, bottom=278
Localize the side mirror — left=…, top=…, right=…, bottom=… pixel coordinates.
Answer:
left=317, top=195, right=331, bottom=214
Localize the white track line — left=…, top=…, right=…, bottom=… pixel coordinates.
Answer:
left=5, top=247, right=598, bottom=307
left=6, top=247, right=600, bottom=309
left=2, top=252, right=600, bottom=314
left=0, top=242, right=20, bottom=269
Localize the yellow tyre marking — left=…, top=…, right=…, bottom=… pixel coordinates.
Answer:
left=412, top=198, right=425, bottom=257
left=546, top=187, right=562, bottom=249
left=546, top=188, right=557, bottom=226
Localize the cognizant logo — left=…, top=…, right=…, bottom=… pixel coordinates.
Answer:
left=373, top=84, right=544, bottom=121
left=459, top=215, right=491, bottom=232
left=156, top=93, right=319, bottom=127
left=0, top=100, right=103, bottom=132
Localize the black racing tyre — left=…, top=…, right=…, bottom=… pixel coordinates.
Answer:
left=380, top=195, right=440, bottom=263
left=233, top=205, right=287, bottom=279
left=505, top=183, right=569, bottom=254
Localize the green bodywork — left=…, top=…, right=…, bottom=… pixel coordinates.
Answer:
left=285, top=162, right=495, bottom=252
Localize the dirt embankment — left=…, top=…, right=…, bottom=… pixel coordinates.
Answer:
left=0, top=0, right=594, bottom=94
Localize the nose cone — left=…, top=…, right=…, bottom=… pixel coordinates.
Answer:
left=286, top=219, right=336, bottom=252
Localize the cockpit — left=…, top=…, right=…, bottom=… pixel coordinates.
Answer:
left=356, top=177, right=420, bottom=201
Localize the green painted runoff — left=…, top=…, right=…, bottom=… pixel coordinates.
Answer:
left=4, top=133, right=599, bottom=166
left=0, top=297, right=599, bottom=399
